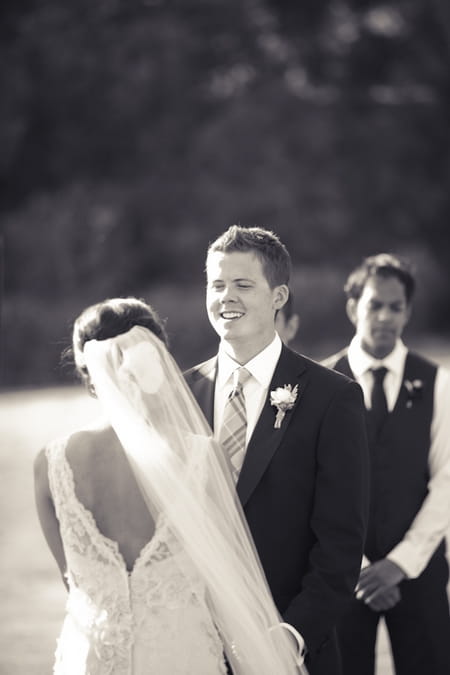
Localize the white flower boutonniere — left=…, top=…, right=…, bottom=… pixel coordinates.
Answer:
left=403, top=379, right=424, bottom=408
left=270, top=384, right=299, bottom=429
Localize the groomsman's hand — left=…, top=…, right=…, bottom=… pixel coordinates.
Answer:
left=362, top=584, right=401, bottom=611
left=355, top=559, right=406, bottom=610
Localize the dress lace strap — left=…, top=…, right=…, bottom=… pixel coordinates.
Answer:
left=45, top=435, right=125, bottom=569
left=45, top=436, right=78, bottom=511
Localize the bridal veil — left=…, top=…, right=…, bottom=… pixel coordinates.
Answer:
left=84, top=325, right=306, bottom=675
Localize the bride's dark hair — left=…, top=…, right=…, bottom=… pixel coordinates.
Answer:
left=65, top=297, right=168, bottom=380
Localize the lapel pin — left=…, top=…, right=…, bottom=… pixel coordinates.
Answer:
left=403, top=379, right=424, bottom=409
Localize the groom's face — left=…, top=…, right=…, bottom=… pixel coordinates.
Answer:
left=206, top=250, right=287, bottom=357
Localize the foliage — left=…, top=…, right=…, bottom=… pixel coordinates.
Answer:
left=1, top=0, right=449, bottom=386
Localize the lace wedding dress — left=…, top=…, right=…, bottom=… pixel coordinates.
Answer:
left=46, top=437, right=227, bottom=675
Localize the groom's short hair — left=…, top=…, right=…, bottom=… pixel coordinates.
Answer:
left=206, top=225, right=291, bottom=288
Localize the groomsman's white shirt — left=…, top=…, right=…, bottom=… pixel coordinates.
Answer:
left=348, top=337, right=450, bottom=578
left=214, top=332, right=306, bottom=664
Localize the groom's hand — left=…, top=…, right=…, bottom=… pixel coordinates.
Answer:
left=355, top=559, right=405, bottom=610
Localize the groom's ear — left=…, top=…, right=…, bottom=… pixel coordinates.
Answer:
left=346, top=298, right=358, bottom=327
left=273, top=285, right=289, bottom=311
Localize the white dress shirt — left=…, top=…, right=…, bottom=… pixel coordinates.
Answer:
left=348, top=337, right=450, bottom=578
left=214, top=333, right=306, bottom=664
left=214, top=333, right=282, bottom=445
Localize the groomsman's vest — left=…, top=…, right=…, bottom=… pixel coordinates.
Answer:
left=330, top=351, right=436, bottom=561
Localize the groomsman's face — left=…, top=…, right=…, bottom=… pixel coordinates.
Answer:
left=347, top=275, right=411, bottom=359
left=206, top=250, right=288, bottom=361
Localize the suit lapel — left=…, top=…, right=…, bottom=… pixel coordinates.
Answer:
left=187, top=357, right=217, bottom=428
left=334, top=352, right=353, bottom=379
left=237, top=346, right=308, bottom=506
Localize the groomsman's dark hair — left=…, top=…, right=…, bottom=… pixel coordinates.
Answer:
left=206, top=225, right=291, bottom=288
left=344, top=253, right=416, bottom=304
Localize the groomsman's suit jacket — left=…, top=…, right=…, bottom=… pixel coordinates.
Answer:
left=185, top=344, right=369, bottom=674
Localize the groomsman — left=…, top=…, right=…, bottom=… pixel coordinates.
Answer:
left=323, top=253, right=450, bottom=675
left=185, top=225, right=369, bottom=675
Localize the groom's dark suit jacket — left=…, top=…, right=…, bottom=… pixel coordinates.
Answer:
left=185, top=344, right=369, bottom=675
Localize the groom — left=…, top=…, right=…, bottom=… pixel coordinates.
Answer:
left=185, top=225, right=369, bottom=675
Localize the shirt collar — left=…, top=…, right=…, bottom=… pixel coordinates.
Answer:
left=348, top=337, right=408, bottom=378
left=217, top=334, right=282, bottom=389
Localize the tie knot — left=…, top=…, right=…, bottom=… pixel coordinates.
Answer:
left=230, top=367, right=251, bottom=397
left=371, top=366, right=388, bottom=384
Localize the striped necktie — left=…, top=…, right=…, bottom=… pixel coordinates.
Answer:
left=219, top=367, right=251, bottom=482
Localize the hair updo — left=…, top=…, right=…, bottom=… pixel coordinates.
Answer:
left=69, top=297, right=168, bottom=381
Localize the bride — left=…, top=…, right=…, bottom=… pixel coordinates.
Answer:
left=34, top=297, right=306, bottom=675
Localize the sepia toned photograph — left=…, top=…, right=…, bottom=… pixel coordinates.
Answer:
left=1, top=2, right=449, bottom=674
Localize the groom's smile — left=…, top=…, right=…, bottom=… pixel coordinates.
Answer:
left=220, top=311, right=244, bottom=320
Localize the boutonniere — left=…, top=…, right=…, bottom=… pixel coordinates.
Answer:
left=403, top=379, right=424, bottom=408
left=270, top=384, right=299, bottom=429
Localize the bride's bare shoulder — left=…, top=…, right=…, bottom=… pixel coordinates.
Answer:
left=35, top=423, right=111, bottom=473
left=65, top=424, right=121, bottom=468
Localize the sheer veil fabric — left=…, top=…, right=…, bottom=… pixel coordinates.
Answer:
left=84, top=326, right=306, bottom=675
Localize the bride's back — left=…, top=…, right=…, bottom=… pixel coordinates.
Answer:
left=66, top=425, right=156, bottom=571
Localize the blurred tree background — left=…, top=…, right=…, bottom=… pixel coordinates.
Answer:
left=1, top=0, right=449, bottom=387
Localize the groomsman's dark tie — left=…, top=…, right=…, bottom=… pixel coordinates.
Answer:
left=219, top=367, right=251, bottom=483
left=370, top=366, right=388, bottom=432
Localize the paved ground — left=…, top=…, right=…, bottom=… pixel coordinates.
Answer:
left=2, top=339, right=449, bottom=674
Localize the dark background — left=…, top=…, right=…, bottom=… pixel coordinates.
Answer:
left=1, top=0, right=450, bottom=387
